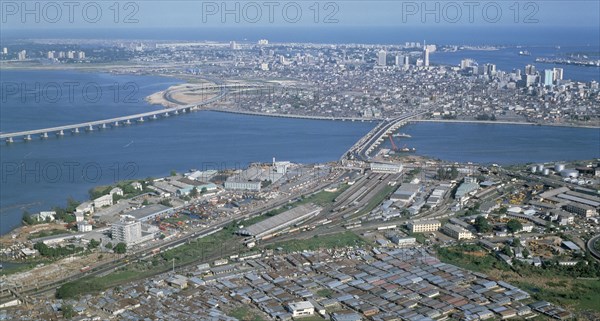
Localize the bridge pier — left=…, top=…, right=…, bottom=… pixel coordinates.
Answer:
left=125, top=119, right=132, bottom=125
left=57, top=130, right=64, bottom=136
left=24, top=135, right=32, bottom=141
left=41, top=132, right=48, bottom=139
left=138, top=117, right=144, bottom=122
left=114, top=121, right=120, bottom=127
left=86, top=125, right=94, bottom=132
left=152, top=114, right=158, bottom=120
left=164, top=112, right=169, bottom=117
left=6, top=137, right=14, bottom=143
left=101, top=123, right=107, bottom=129
left=73, top=128, right=80, bottom=134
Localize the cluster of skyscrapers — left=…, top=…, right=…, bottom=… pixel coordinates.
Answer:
left=461, top=59, right=564, bottom=88
left=376, top=45, right=431, bottom=68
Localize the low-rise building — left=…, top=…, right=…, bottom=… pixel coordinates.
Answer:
left=442, top=223, right=474, bottom=240
left=390, top=236, right=417, bottom=247
left=93, top=194, right=113, bottom=208
left=286, top=301, right=314, bottom=317
left=75, top=201, right=94, bottom=214
left=110, top=187, right=124, bottom=197
left=370, top=162, right=403, bottom=174
left=75, top=212, right=85, bottom=222
left=33, top=211, right=56, bottom=222
left=563, top=203, right=597, bottom=218
left=224, top=180, right=262, bottom=192
left=390, top=183, right=420, bottom=205
left=77, top=222, right=93, bottom=232
left=408, top=220, right=441, bottom=233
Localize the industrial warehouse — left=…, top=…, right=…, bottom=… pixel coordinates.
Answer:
left=238, top=204, right=323, bottom=240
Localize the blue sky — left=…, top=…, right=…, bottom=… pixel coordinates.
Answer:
left=1, top=1, right=598, bottom=29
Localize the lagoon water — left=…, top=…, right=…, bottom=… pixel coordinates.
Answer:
left=1, top=69, right=598, bottom=235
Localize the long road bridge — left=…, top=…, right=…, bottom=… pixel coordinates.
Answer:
left=0, top=84, right=262, bottom=144
left=342, top=112, right=425, bottom=162
left=210, top=109, right=380, bottom=122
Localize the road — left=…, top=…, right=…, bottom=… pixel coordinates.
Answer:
left=0, top=170, right=348, bottom=302
left=587, top=234, right=600, bottom=262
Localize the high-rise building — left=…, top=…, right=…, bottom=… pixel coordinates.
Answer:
left=423, top=48, right=430, bottom=67
left=415, top=58, right=424, bottom=67
left=257, top=39, right=269, bottom=45
left=77, top=51, right=86, bottom=59
left=460, top=59, right=474, bottom=70
left=67, top=51, right=75, bottom=59
left=486, top=64, right=496, bottom=76
left=17, top=50, right=26, bottom=60
left=404, top=55, right=410, bottom=67
left=111, top=218, right=142, bottom=245
left=525, top=64, right=536, bottom=76
left=544, top=69, right=554, bottom=86
left=377, top=50, right=387, bottom=66
left=553, top=68, right=563, bottom=82
left=47, top=51, right=54, bottom=59
left=395, top=55, right=401, bottom=66
left=424, top=44, right=437, bottom=53
left=2, top=47, right=7, bottom=55
left=526, top=74, right=537, bottom=87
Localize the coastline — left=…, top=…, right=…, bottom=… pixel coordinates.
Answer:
left=1, top=64, right=597, bottom=130
left=412, top=119, right=600, bottom=130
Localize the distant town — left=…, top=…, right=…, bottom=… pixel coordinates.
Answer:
left=1, top=39, right=599, bottom=129
left=1, top=38, right=599, bottom=321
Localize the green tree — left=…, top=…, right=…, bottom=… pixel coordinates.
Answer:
left=512, top=238, right=521, bottom=247
left=105, top=242, right=113, bottom=250
left=65, top=197, right=80, bottom=213
left=22, top=211, right=35, bottom=225
left=87, top=239, right=100, bottom=250
left=522, top=248, right=530, bottom=258
left=114, top=242, right=127, bottom=254
left=62, top=304, right=75, bottom=318
left=502, top=245, right=513, bottom=257
left=142, top=199, right=150, bottom=206
left=507, top=219, right=523, bottom=233
left=450, top=166, right=459, bottom=179
left=474, top=216, right=492, bottom=233
left=190, top=187, right=199, bottom=198
left=170, top=170, right=177, bottom=176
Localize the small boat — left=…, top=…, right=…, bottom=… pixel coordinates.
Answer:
left=518, top=50, right=531, bottom=56
left=400, top=145, right=416, bottom=152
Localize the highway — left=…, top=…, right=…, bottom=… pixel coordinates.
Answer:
left=343, top=112, right=424, bottom=161
left=0, top=83, right=262, bottom=143
left=587, top=234, right=600, bottom=262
